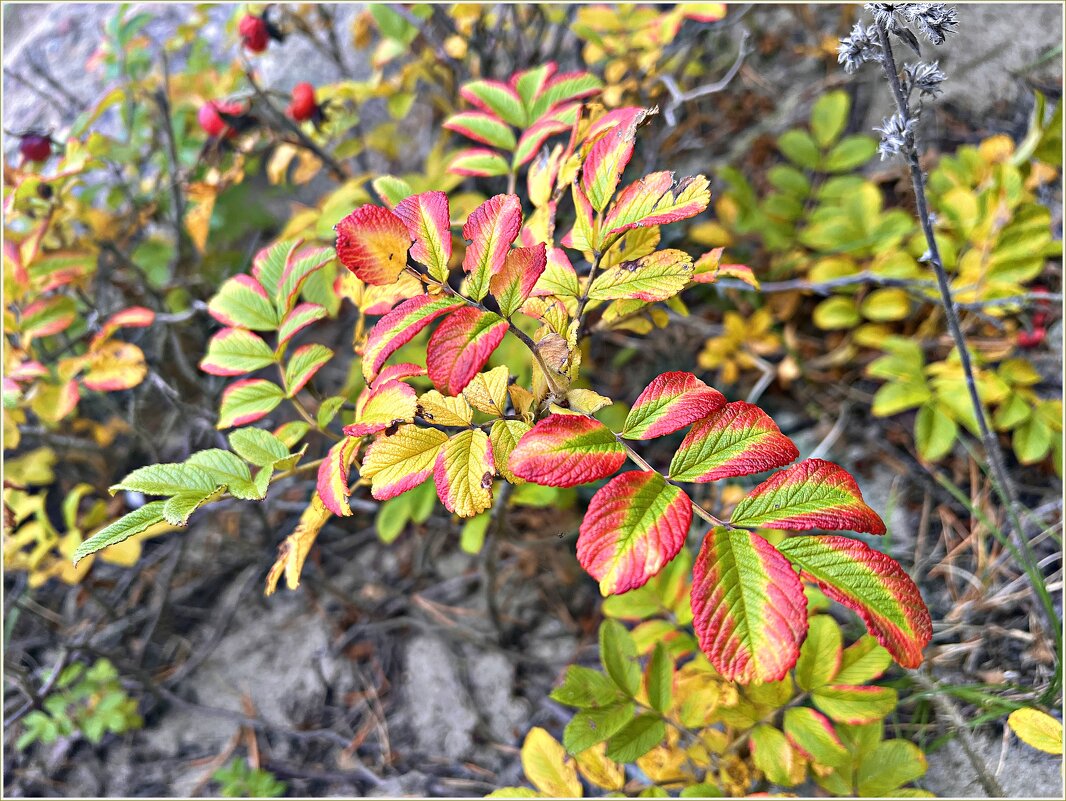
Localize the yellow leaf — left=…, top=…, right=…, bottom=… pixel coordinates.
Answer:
left=565, top=388, right=613, bottom=415
left=463, top=365, right=510, bottom=416
left=435, top=429, right=493, bottom=518
left=185, top=181, right=219, bottom=253
left=1008, top=708, right=1063, bottom=754
left=521, top=727, right=582, bottom=798
left=265, top=493, right=331, bottom=595
left=418, top=390, right=473, bottom=426
left=575, top=742, right=625, bottom=791
left=82, top=341, right=148, bottom=392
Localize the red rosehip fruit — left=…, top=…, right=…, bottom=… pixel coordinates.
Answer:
left=286, top=82, right=317, bottom=122
left=197, top=101, right=245, bottom=139
left=19, top=134, right=52, bottom=162
left=238, top=14, right=269, bottom=53
left=1017, top=327, right=1046, bottom=349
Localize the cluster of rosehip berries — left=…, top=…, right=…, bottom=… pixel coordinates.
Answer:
left=197, top=13, right=319, bottom=139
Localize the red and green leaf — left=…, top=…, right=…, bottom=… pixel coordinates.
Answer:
left=283, top=343, right=333, bottom=397
left=216, top=378, right=285, bottom=429
left=449, top=148, right=511, bottom=178
left=669, top=401, right=799, bottom=482
left=534, top=248, right=580, bottom=299
left=21, top=296, right=77, bottom=341
left=334, top=204, right=412, bottom=286
left=460, top=80, right=527, bottom=127
left=91, top=306, right=155, bottom=346
left=582, top=120, right=637, bottom=213
left=343, top=380, right=417, bottom=437
left=277, top=302, right=328, bottom=346
left=509, top=414, right=627, bottom=487
left=462, top=194, right=523, bottom=301
left=426, top=307, right=509, bottom=396
left=602, top=172, right=711, bottom=238
left=317, top=436, right=361, bottom=516
left=577, top=471, right=692, bottom=595
left=513, top=112, right=576, bottom=167
left=444, top=111, right=517, bottom=150
left=434, top=428, right=495, bottom=518
left=730, top=459, right=886, bottom=534
left=361, top=293, right=464, bottom=382
left=208, top=274, right=279, bottom=331
left=199, top=328, right=276, bottom=376
left=567, top=182, right=599, bottom=254
left=621, top=371, right=726, bottom=440
left=490, top=243, right=547, bottom=317
left=690, top=527, right=808, bottom=684
left=278, top=246, right=333, bottom=312
left=529, top=72, right=603, bottom=120
left=587, top=250, right=694, bottom=303
left=394, top=191, right=452, bottom=282
left=362, top=424, right=449, bottom=500
left=778, top=535, right=932, bottom=669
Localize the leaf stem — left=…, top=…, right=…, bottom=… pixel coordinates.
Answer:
left=611, top=432, right=732, bottom=530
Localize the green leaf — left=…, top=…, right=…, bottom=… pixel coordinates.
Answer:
left=646, top=643, right=673, bottom=713
left=823, top=136, right=878, bottom=172
left=217, top=380, right=285, bottom=429
left=551, top=665, right=628, bottom=709
left=317, top=396, right=346, bottom=428
left=600, top=620, right=641, bottom=696
left=283, top=343, right=333, bottom=397
left=767, top=165, right=811, bottom=198
left=564, top=702, right=635, bottom=753
left=680, top=783, right=724, bottom=798
left=460, top=512, right=491, bottom=554
left=856, top=739, right=927, bottom=795
left=208, top=276, right=279, bottom=331
left=783, top=707, right=849, bottom=767
left=372, top=175, right=415, bottom=206
left=110, top=463, right=219, bottom=496
left=778, top=130, right=820, bottom=170
left=1013, top=413, right=1053, bottom=464
left=162, top=490, right=219, bottom=526
left=605, top=713, right=665, bottom=762
left=811, top=685, right=898, bottom=724
left=228, top=428, right=295, bottom=469
left=795, top=615, right=843, bottom=691
left=914, top=403, right=957, bottom=461
left=749, top=724, right=796, bottom=786
left=72, top=501, right=167, bottom=564
left=834, top=636, right=892, bottom=685
left=872, top=380, right=932, bottom=416
left=813, top=296, right=861, bottom=330
left=375, top=496, right=410, bottom=544
left=186, top=449, right=262, bottom=500
left=811, top=91, right=850, bottom=148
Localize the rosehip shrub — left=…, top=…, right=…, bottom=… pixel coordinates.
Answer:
left=238, top=14, right=269, bottom=53
left=18, top=133, right=51, bottom=163
left=286, top=82, right=317, bottom=122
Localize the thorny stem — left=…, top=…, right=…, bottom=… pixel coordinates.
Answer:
left=407, top=267, right=567, bottom=399
left=874, top=23, right=1024, bottom=523
left=872, top=18, right=1061, bottom=693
